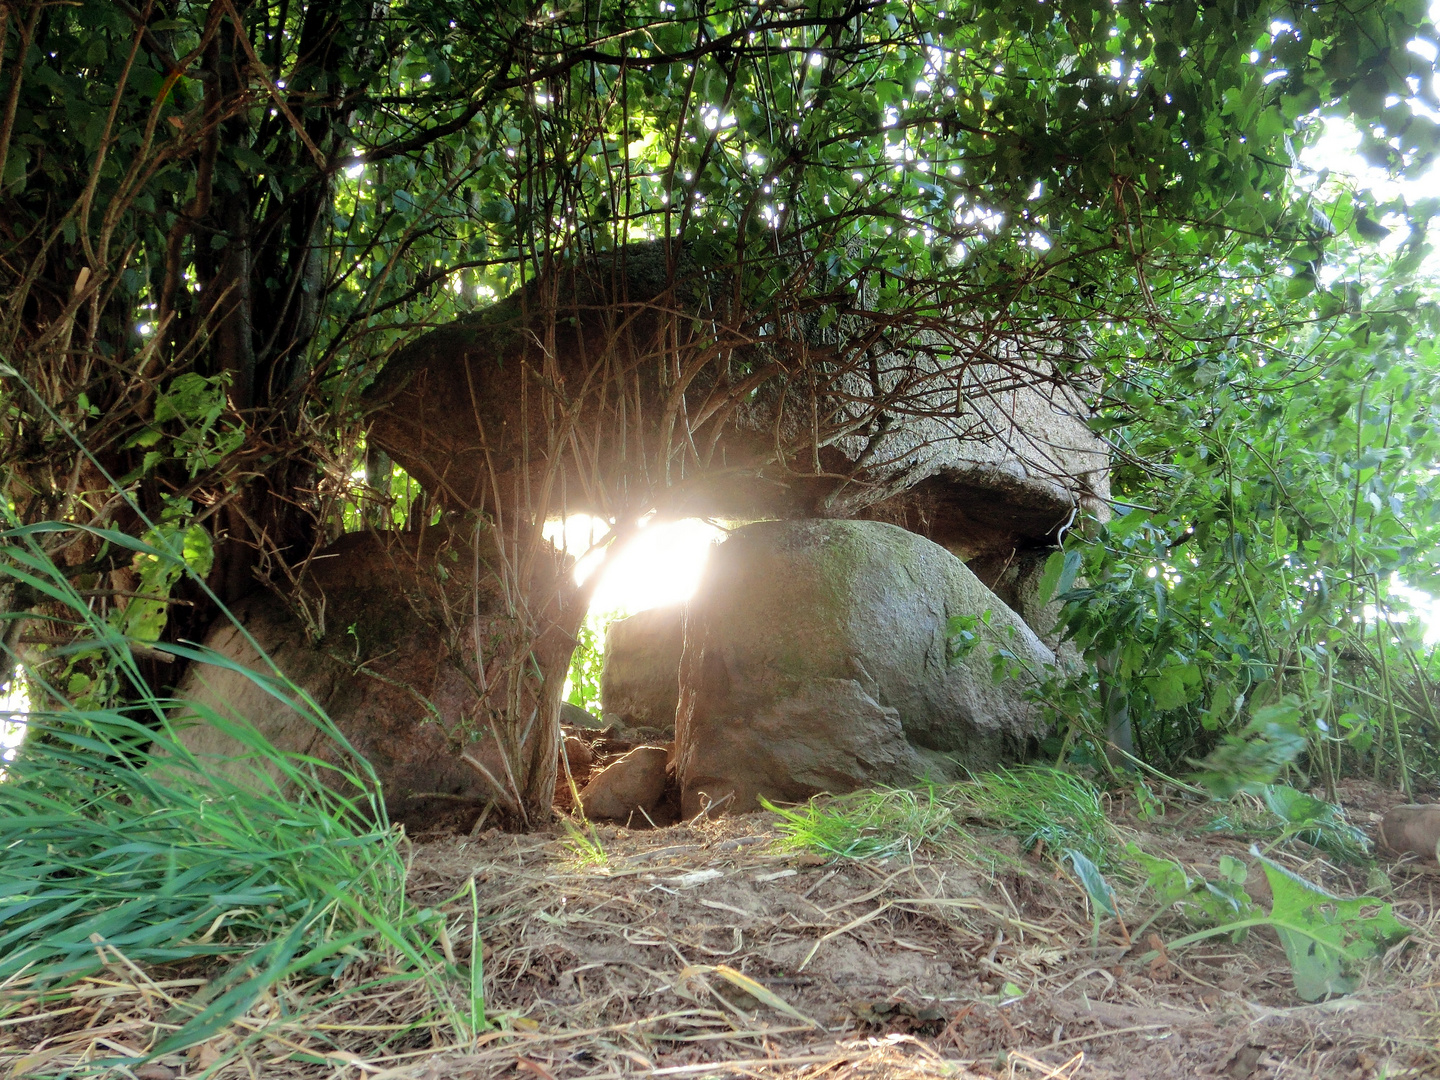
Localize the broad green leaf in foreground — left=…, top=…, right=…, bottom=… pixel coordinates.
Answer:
left=1256, top=854, right=1406, bottom=1000
left=1167, top=850, right=1407, bottom=1001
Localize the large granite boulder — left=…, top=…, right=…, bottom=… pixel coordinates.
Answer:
left=600, top=605, right=684, bottom=731
left=363, top=242, right=1108, bottom=558
left=171, top=528, right=574, bottom=827
left=675, top=520, right=1054, bottom=816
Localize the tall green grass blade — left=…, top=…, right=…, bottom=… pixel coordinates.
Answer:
left=146, top=919, right=313, bottom=1058
left=468, top=875, right=487, bottom=1036
left=765, top=784, right=966, bottom=860
left=766, top=768, right=1118, bottom=870
left=0, top=518, right=460, bottom=1066
left=954, top=766, right=1118, bottom=868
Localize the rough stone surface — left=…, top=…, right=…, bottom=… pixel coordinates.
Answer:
left=682, top=680, right=925, bottom=816
left=561, top=701, right=604, bottom=730
left=580, top=745, right=671, bottom=822
left=172, top=528, right=566, bottom=826
left=825, top=335, right=1111, bottom=558
left=600, top=606, right=684, bottom=731
left=1379, top=804, right=1440, bottom=861
left=676, top=519, right=1054, bottom=816
left=563, top=735, right=595, bottom=772
left=364, top=242, right=1108, bottom=557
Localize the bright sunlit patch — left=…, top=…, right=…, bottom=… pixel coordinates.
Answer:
left=543, top=513, right=612, bottom=580
left=0, top=680, right=27, bottom=764
left=1411, top=37, right=1439, bottom=63
left=1296, top=114, right=1440, bottom=283
left=1387, top=576, right=1440, bottom=647
left=1300, top=119, right=1437, bottom=206
left=543, top=514, right=725, bottom=613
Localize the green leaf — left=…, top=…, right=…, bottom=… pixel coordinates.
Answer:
left=1151, top=662, right=1200, bottom=710
left=1346, top=72, right=1388, bottom=121
left=1261, top=785, right=1371, bottom=861
left=1165, top=853, right=1408, bottom=1000
left=231, top=146, right=268, bottom=173
left=480, top=198, right=514, bottom=223
left=1129, top=845, right=1194, bottom=907
left=126, top=426, right=164, bottom=448
left=946, top=611, right=987, bottom=663
left=1036, top=549, right=1066, bottom=604
left=1065, top=848, right=1116, bottom=916
left=181, top=524, right=215, bottom=577
left=154, top=372, right=226, bottom=425
left=1188, top=697, right=1307, bottom=797
left=1050, top=549, right=1083, bottom=600
left=1256, top=852, right=1407, bottom=1001
left=1129, top=844, right=1256, bottom=930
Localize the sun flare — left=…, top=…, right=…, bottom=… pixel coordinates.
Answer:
left=543, top=514, right=727, bottom=614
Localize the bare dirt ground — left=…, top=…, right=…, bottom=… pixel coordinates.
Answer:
left=390, top=777, right=1440, bottom=1080
left=5, top=779, right=1438, bottom=1080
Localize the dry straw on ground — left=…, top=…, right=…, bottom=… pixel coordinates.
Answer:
left=4, top=782, right=1440, bottom=1080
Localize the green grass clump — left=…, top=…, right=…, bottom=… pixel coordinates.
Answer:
left=765, top=784, right=971, bottom=860
left=0, top=519, right=472, bottom=1064
left=952, top=766, right=1118, bottom=868
left=766, top=768, right=1118, bottom=869
left=1, top=707, right=415, bottom=987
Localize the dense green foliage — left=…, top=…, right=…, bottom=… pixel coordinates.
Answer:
left=1049, top=203, right=1440, bottom=791
left=563, top=606, right=618, bottom=716
left=3, top=0, right=1433, bottom=536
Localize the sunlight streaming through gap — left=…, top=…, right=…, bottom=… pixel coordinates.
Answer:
left=543, top=515, right=726, bottom=613
left=0, top=680, right=26, bottom=763
left=544, top=515, right=726, bottom=713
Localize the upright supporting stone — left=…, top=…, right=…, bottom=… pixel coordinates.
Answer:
left=173, top=526, right=574, bottom=827
left=675, top=519, right=1055, bottom=816
left=600, top=605, right=684, bottom=732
